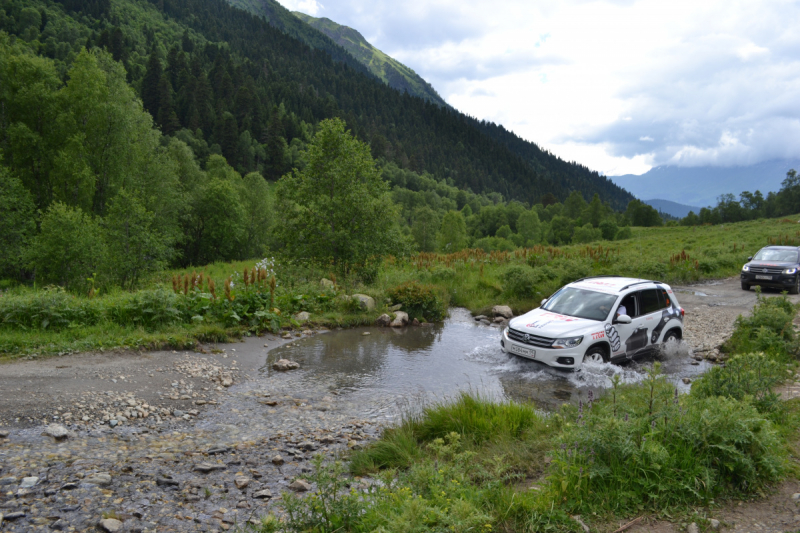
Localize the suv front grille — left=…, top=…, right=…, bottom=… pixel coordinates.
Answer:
left=752, top=267, right=785, bottom=275
left=508, top=328, right=555, bottom=348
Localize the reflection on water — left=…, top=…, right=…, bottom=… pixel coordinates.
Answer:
left=260, top=308, right=709, bottom=414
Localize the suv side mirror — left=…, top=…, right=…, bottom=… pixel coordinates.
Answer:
left=615, top=314, right=632, bottom=324
left=540, top=298, right=548, bottom=306
left=748, top=256, right=753, bottom=261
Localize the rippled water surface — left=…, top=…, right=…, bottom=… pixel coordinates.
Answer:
left=256, top=308, right=710, bottom=417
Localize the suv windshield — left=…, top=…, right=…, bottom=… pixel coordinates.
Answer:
left=753, top=248, right=799, bottom=262
left=542, top=287, right=618, bottom=321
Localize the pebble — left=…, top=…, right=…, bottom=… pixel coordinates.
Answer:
left=271, top=455, right=285, bottom=465
left=273, top=359, right=300, bottom=371
left=19, top=476, right=38, bottom=488
left=99, top=518, right=123, bottom=532
left=709, top=518, right=720, bottom=530
left=84, top=473, right=112, bottom=486
left=289, top=479, right=312, bottom=492
left=687, top=523, right=699, bottom=533
left=43, top=423, right=71, bottom=441
left=234, top=477, right=250, bottom=489
left=194, top=463, right=227, bottom=473
left=253, top=489, right=272, bottom=499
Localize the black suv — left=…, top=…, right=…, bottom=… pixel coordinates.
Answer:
left=741, top=246, right=800, bottom=294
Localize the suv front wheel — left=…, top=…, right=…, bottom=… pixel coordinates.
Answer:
left=583, top=346, right=608, bottom=364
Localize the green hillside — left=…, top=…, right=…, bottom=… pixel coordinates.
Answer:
left=292, top=11, right=448, bottom=108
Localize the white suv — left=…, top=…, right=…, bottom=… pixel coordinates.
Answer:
left=501, top=276, right=684, bottom=370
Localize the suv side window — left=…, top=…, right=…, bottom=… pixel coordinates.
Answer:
left=640, top=289, right=662, bottom=315
left=617, top=292, right=637, bottom=318
left=658, top=288, right=672, bottom=309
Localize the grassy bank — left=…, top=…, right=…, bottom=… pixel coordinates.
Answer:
left=243, top=293, right=800, bottom=533
left=0, top=216, right=796, bottom=358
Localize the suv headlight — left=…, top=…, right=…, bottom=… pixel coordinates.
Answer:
left=784, top=268, right=798, bottom=275
left=742, top=265, right=750, bottom=272
left=553, top=336, right=583, bottom=349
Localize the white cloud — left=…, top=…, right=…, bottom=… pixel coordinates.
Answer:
left=278, top=0, right=323, bottom=16
left=279, top=0, right=800, bottom=176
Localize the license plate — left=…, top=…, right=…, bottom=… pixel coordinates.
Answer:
left=755, top=275, right=772, bottom=280
left=509, top=344, right=535, bottom=358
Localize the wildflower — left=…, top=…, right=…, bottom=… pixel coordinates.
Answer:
left=624, top=413, right=629, bottom=422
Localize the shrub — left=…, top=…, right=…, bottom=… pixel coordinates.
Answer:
left=0, top=288, right=101, bottom=330
left=572, top=223, right=602, bottom=244
left=26, top=203, right=106, bottom=292
left=615, top=226, right=633, bottom=240
left=723, top=292, right=798, bottom=358
left=430, top=266, right=456, bottom=281
left=546, top=365, right=784, bottom=514
left=599, top=219, right=618, bottom=241
left=691, top=353, right=786, bottom=414
left=500, top=264, right=540, bottom=299
left=387, top=281, right=448, bottom=321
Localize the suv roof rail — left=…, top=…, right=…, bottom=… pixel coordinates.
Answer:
left=573, top=275, right=626, bottom=283
left=619, top=280, right=662, bottom=291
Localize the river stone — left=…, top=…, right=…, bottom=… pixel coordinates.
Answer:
left=709, top=519, right=720, bottom=530
left=492, top=305, right=513, bottom=319
left=0, top=429, right=9, bottom=438
left=3, top=512, right=24, bottom=520
left=294, top=311, right=310, bottom=322
left=19, top=477, right=38, bottom=489
left=375, top=314, right=391, bottom=327
left=194, top=463, right=226, bottom=473
left=234, top=477, right=250, bottom=489
left=687, top=523, right=698, bottom=533
left=99, top=518, right=123, bottom=532
left=253, top=489, right=273, bottom=499
left=289, top=479, right=312, bottom=492
left=273, top=359, right=300, bottom=371
left=351, top=294, right=375, bottom=311
left=271, top=455, right=284, bottom=465
left=43, top=424, right=71, bottom=441
left=84, top=473, right=112, bottom=486
left=298, top=441, right=317, bottom=452
left=390, top=311, right=409, bottom=328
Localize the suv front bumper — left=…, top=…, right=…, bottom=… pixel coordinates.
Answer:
left=741, top=272, right=796, bottom=289
left=501, top=328, right=583, bottom=369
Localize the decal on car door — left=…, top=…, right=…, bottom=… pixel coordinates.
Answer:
left=604, top=323, right=621, bottom=352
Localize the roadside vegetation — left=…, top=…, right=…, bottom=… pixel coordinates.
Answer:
left=243, top=293, right=800, bottom=533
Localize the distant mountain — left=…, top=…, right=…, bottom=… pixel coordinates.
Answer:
left=610, top=160, right=800, bottom=207
left=644, top=199, right=703, bottom=218
left=292, top=12, right=449, bottom=108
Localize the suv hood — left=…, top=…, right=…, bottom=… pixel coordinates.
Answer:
left=748, top=261, right=797, bottom=269
left=509, top=308, right=600, bottom=338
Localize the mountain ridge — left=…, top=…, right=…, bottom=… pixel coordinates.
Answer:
left=610, top=160, right=800, bottom=207
left=291, top=11, right=449, bottom=108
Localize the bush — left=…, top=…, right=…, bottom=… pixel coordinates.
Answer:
left=615, top=226, right=633, bottom=240
left=546, top=365, right=784, bottom=514
left=500, top=264, right=540, bottom=299
left=387, top=281, right=448, bottom=321
left=692, top=353, right=786, bottom=414
left=27, top=203, right=106, bottom=292
left=572, top=223, right=602, bottom=244
left=0, top=288, right=101, bottom=330
left=599, top=219, right=618, bottom=241
left=723, top=292, right=798, bottom=358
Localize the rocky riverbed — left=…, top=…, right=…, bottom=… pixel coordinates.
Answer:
left=0, top=277, right=797, bottom=532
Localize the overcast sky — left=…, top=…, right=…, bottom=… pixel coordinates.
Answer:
left=277, top=0, right=800, bottom=176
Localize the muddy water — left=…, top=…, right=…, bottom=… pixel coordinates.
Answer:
left=248, top=308, right=711, bottom=418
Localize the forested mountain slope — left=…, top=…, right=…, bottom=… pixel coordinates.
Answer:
left=0, top=0, right=634, bottom=208
left=291, top=12, right=448, bottom=108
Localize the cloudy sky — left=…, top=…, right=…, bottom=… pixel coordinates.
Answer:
left=277, top=0, right=800, bottom=176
